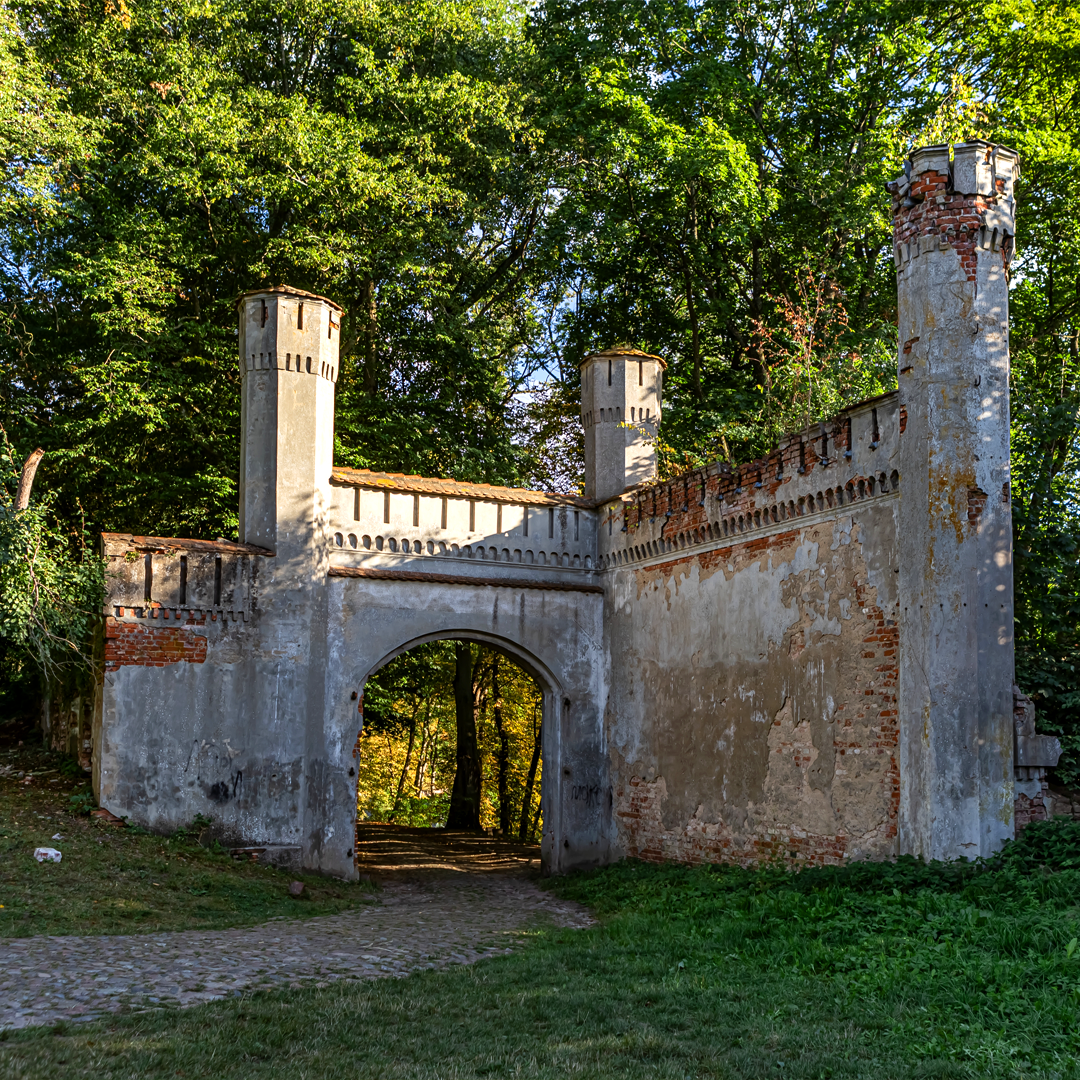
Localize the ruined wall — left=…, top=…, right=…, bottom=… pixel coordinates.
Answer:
left=92, top=534, right=312, bottom=864
left=601, top=395, right=902, bottom=866
left=92, top=193, right=1040, bottom=879
left=41, top=685, right=96, bottom=769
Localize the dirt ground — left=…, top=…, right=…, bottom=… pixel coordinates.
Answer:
left=354, top=822, right=544, bottom=877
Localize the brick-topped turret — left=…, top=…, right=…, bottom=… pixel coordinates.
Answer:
left=891, top=143, right=1018, bottom=282
left=890, top=142, right=1022, bottom=860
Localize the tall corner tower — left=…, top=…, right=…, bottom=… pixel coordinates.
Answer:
left=580, top=348, right=665, bottom=503
left=237, top=286, right=342, bottom=558
left=892, top=142, right=1021, bottom=860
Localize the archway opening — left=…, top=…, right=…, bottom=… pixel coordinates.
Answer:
left=354, top=639, right=544, bottom=872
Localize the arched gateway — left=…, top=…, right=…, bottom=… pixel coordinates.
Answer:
left=94, top=144, right=1060, bottom=878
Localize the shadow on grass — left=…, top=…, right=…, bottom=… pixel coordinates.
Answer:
left=3, top=824, right=1080, bottom=1079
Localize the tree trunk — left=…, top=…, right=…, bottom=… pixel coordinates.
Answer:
left=530, top=795, right=542, bottom=843
left=413, top=699, right=431, bottom=796
left=390, top=703, right=418, bottom=820
left=518, top=713, right=542, bottom=842
left=15, top=448, right=44, bottom=510
left=492, top=655, right=510, bottom=835
left=446, top=642, right=481, bottom=830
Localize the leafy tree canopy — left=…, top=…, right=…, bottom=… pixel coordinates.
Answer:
left=2, top=0, right=1080, bottom=778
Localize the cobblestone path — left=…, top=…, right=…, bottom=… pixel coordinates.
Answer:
left=0, top=873, right=593, bottom=1031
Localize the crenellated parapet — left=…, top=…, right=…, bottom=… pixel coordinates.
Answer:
left=236, top=285, right=341, bottom=555
left=597, top=392, right=900, bottom=570
left=238, top=285, right=341, bottom=383
left=326, top=468, right=599, bottom=583
left=101, top=533, right=270, bottom=622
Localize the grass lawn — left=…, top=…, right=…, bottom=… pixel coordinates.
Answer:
left=2, top=819, right=1079, bottom=1079
left=0, top=743, right=375, bottom=937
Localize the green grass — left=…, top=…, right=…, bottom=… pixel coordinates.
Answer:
left=0, top=745, right=375, bottom=937
left=3, top=821, right=1080, bottom=1079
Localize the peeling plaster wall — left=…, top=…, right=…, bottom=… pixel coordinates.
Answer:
left=95, top=537, right=310, bottom=869
left=606, top=504, right=901, bottom=868
left=599, top=392, right=902, bottom=867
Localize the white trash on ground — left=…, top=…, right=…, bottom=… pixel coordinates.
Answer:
left=34, top=847, right=61, bottom=863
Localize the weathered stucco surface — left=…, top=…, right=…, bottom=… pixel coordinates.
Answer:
left=892, top=143, right=1020, bottom=858
left=88, top=143, right=1048, bottom=877
left=595, top=391, right=902, bottom=866
left=607, top=509, right=899, bottom=864
left=95, top=287, right=613, bottom=878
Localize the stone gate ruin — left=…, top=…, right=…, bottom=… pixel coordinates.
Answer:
left=85, top=142, right=1061, bottom=878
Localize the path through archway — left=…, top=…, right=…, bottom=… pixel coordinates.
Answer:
left=353, top=824, right=543, bottom=876
left=353, top=637, right=546, bottom=877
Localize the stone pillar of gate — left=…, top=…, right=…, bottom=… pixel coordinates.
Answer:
left=237, top=286, right=344, bottom=876
left=892, top=142, right=1020, bottom=859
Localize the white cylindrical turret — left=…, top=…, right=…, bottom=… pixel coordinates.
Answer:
left=237, top=286, right=342, bottom=557
left=580, top=348, right=665, bottom=502
left=891, top=142, right=1020, bottom=859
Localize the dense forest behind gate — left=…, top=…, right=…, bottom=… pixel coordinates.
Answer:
left=359, top=642, right=543, bottom=835
left=0, top=0, right=1079, bottom=785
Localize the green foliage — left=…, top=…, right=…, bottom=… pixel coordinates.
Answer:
left=57, top=755, right=85, bottom=779
left=0, top=440, right=104, bottom=692
left=4, top=844, right=1080, bottom=1076
left=527, top=0, right=956, bottom=462
left=67, top=790, right=95, bottom=815
left=983, top=1, right=1080, bottom=781
left=754, top=270, right=895, bottom=447
left=0, top=0, right=553, bottom=544
left=989, top=816, right=1080, bottom=873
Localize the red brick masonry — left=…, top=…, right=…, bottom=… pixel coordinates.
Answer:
left=104, top=615, right=208, bottom=671
left=1015, top=789, right=1050, bottom=833
left=890, top=166, right=1009, bottom=282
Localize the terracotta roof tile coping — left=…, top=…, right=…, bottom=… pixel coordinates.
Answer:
left=101, top=533, right=273, bottom=557
left=235, top=285, right=343, bottom=313
left=330, top=468, right=595, bottom=508
left=580, top=347, right=667, bottom=369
